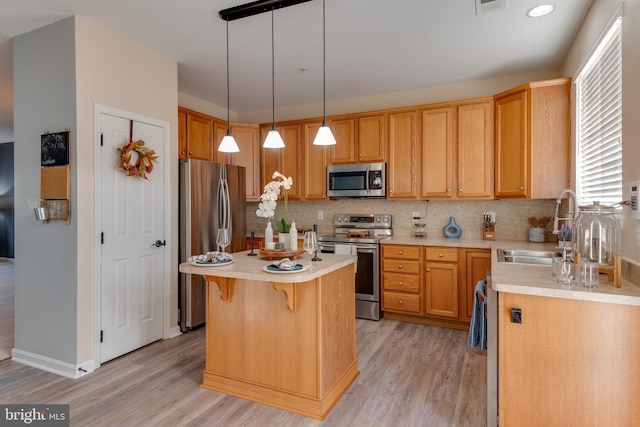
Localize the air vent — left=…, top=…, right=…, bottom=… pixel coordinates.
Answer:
left=475, top=0, right=508, bottom=15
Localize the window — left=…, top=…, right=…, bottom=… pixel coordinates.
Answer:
left=576, top=15, right=622, bottom=206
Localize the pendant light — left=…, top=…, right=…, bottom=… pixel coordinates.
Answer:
left=313, top=0, right=336, bottom=146
left=218, top=20, right=240, bottom=153
left=263, top=10, right=285, bottom=148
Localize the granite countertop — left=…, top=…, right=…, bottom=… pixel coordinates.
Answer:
left=381, top=236, right=640, bottom=306
left=179, top=250, right=355, bottom=283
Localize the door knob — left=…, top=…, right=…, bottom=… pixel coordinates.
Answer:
left=153, top=240, right=166, bottom=247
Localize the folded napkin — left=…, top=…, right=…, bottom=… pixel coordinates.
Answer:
left=190, top=251, right=233, bottom=263
left=271, top=258, right=298, bottom=270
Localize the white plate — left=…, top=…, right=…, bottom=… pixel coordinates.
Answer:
left=262, top=264, right=310, bottom=274
left=189, top=259, right=234, bottom=267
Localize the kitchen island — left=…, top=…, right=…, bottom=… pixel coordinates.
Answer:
left=179, top=251, right=358, bottom=420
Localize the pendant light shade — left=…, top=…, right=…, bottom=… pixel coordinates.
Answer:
left=313, top=0, right=336, bottom=146
left=219, top=20, right=240, bottom=153
left=263, top=10, right=285, bottom=149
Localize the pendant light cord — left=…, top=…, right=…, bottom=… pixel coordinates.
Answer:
left=271, top=10, right=276, bottom=129
left=322, top=0, right=326, bottom=124
left=226, top=21, right=231, bottom=133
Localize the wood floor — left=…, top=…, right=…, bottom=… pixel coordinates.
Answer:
left=0, top=261, right=14, bottom=361
left=0, top=263, right=487, bottom=426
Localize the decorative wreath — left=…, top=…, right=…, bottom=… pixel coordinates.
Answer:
left=118, top=139, right=158, bottom=179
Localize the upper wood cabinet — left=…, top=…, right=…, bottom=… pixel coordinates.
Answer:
left=179, top=107, right=214, bottom=161
left=421, top=106, right=455, bottom=198
left=457, top=100, right=494, bottom=198
left=388, top=110, right=419, bottom=199
left=329, top=113, right=386, bottom=164
left=494, top=78, right=571, bottom=199
left=226, top=124, right=261, bottom=201
left=329, top=117, right=356, bottom=163
left=260, top=123, right=302, bottom=200
left=303, top=121, right=329, bottom=200
left=421, top=99, right=493, bottom=199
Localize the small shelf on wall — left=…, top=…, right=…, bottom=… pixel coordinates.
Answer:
left=34, top=130, right=71, bottom=224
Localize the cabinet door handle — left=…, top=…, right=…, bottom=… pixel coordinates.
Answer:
left=447, top=188, right=451, bottom=192
left=359, top=153, right=362, bottom=157
left=188, top=151, right=193, bottom=155
left=520, top=186, right=524, bottom=190
left=426, top=268, right=431, bottom=272
left=459, top=188, right=463, bottom=192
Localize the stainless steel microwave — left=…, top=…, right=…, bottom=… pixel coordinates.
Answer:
left=327, top=163, right=386, bottom=198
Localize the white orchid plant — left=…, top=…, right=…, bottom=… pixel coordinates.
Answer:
left=256, top=171, right=293, bottom=233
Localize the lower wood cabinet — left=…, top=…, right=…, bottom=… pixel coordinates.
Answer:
left=382, top=244, right=490, bottom=330
left=499, top=293, right=640, bottom=425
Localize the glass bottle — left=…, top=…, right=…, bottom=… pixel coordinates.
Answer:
left=289, top=220, right=298, bottom=250
left=265, top=218, right=273, bottom=244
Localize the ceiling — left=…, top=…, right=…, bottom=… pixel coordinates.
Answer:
left=0, top=0, right=593, bottom=142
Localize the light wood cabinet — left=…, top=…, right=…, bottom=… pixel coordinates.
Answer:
left=457, top=100, right=493, bottom=198
left=179, top=107, right=214, bottom=161
left=382, top=245, right=423, bottom=315
left=382, top=244, right=489, bottom=330
left=425, top=248, right=459, bottom=319
left=388, top=110, right=419, bottom=199
left=421, top=106, right=455, bottom=198
left=494, top=78, right=570, bottom=199
left=211, top=120, right=228, bottom=163
left=260, top=123, right=302, bottom=200
left=328, top=113, right=386, bottom=164
left=499, top=293, right=640, bottom=425
left=420, top=99, right=493, bottom=199
left=329, top=117, right=357, bottom=163
left=228, top=124, right=261, bottom=201
left=460, top=249, right=491, bottom=321
left=303, top=121, right=329, bottom=200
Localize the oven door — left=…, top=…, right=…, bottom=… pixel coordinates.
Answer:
left=319, top=242, right=379, bottom=302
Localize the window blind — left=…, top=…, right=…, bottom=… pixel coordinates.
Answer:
left=576, top=16, right=622, bottom=206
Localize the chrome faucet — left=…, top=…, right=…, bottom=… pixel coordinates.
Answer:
left=553, top=189, right=577, bottom=234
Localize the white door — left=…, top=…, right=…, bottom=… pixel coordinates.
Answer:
left=99, top=113, right=165, bottom=363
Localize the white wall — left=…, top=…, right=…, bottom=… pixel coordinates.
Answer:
left=13, top=17, right=78, bottom=363
left=561, top=0, right=640, bottom=263
left=13, top=16, right=178, bottom=369
left=74, top=17, right=178, bottom=363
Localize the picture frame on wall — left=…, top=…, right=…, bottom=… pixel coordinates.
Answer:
left=41, top=131, right=70, bottom=167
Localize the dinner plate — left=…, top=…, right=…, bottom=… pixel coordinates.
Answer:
left=262, top=264, right=309, bottom=274
left=189, top=259, right=234, bottom=267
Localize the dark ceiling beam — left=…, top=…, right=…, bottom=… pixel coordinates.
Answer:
left=219, top=0, right=313, bottom=21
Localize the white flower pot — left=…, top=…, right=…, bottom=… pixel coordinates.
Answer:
left=278, top=233, right=290, bottom=250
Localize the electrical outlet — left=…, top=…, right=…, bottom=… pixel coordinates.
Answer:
left=412, top=211, right=420, bottom=220
left=318, top=210, right=324, bottom=220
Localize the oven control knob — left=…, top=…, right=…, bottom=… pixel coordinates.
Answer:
left=343, top=216, right=349, bottom=222
left=336, top=217, right=342, bottom=223
left=376, top=217, right=381, bottom=223
left=383, top=216, right=389, bottom=222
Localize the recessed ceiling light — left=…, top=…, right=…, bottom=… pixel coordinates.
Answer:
left=527, top=4, right=555, bottom=18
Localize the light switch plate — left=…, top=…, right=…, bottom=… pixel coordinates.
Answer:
left=318, top=210, right=323, bottom=220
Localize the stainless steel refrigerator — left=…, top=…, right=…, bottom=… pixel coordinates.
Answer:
left=179, top=159, right=246, bottom=331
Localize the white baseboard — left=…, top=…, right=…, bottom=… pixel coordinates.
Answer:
left=11, top=348, right=95, bottom=379
left=168, top=325, right=182, bottom=339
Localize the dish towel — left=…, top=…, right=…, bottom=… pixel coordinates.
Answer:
left=468, top=280, right=487, bottom=350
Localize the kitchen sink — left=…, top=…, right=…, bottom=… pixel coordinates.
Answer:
left=496, top=249, right=560, bottom=266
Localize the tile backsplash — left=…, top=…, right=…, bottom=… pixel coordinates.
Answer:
left=246, top=198, right=560, bottom=241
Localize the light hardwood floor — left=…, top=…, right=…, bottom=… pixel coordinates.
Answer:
left=0, top=263, right=487, bottom=427
left=0, top=261, right=14, bottom=361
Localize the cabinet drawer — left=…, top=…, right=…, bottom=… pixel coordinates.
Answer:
left=383, top=292, right=421, bottom=313
left=382, top=245, right=421, bottom=260
left=383, top=259, right=420, bottom=274
left=425, top=247, right=458, bottom=262
left=383, top=273, right=420, bottom=293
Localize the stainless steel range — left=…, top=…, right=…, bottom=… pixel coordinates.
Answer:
left=318, top=214, right=392, bottom=320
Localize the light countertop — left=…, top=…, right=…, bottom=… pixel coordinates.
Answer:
left=380, top=236, right=640, bottom=306
left=179, top=250, right=355, bottom=283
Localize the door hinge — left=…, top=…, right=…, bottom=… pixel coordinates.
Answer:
left=100, top=133, right=103, bottom=147
left=101, top=232, right=104, bottom=244
left=100, top=330, right=104, bottom=343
